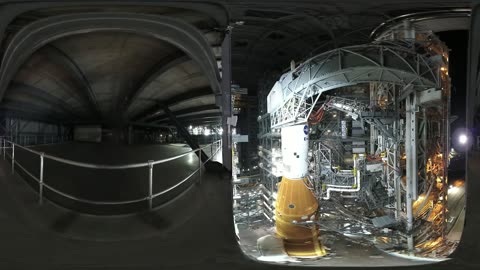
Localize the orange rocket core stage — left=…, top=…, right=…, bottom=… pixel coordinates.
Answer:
left=275, top=176, right=327, bottom=257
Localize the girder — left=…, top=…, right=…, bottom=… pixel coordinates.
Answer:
left=147, top=104, right=219, bottom=122
left=40, top=45, right=101, bottom=118
left=7, top=82, right=82, bottom=119
left=0, top=12, right=222, bottom=104
left=132, top=87, right=213, bottom=122
left=268, top=44, right=441, bottom=128
left=121, top=52, right=190, bottom=116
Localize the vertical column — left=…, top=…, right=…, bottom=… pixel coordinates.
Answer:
left=199, top=149, right=202, bottom=182
left=369, top=83, right=377, bottom=155
left=128, top=125, right=133, bottom=145
left=221, top=30, right=232, bottom=171
left=148, top=160, right=153, bottom=210
left=57, top=124, right=61, bottom=141
left=392, top=86, right=402, bottom=220
left=392, top=85, right=402, bottom=220
left=11, top=143, right=15, bottom=174
left=405, top=93, right=417, bottom=252
left=419, top=108, right=428, bottom=192
left=164, top=107, right=209, bottom=162
left=15, top=119, right=19, bottom=144
left=39, top=153, right=44, bottom=204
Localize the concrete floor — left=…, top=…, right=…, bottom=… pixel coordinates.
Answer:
left=0, top=154, right=246, bottom=270
left=446, top=185, right=466, bottom=241
left=7, top=142, right=218, bottom=214
left=0, top=142, right=478, bottom=269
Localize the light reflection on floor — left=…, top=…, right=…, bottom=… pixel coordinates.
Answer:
left=233, top=180, right=465, bottom=266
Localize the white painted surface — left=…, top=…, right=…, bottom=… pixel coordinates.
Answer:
left=281, top=125, right=309, bottom=179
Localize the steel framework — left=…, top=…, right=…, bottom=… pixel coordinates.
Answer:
left=269, top=44, right=440, bottom=128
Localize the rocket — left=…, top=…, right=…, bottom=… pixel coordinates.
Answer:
left=275, top=125, right=326, bottom=257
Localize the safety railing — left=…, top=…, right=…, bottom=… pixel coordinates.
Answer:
left=0, top=138, right=222, bottom=210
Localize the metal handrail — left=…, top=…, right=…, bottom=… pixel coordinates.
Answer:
left=0, top=138, right=222, bottom=209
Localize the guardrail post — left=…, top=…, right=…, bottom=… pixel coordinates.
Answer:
left=198, top=149, right=202, bottom=183
left=148, top=160, right=153, bottom=210
left=11, top=143, right=15, bottom=174
left=39, top=152, right=44, bottom=204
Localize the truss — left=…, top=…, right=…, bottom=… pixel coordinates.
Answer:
left=269, top=44, right=441, bottom=128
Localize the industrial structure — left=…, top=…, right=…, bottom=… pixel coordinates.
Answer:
left=234, top=19, right=460, bottom=261
left=0, top=1, right=476, bottom=269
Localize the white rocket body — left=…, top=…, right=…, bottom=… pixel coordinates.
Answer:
left=281, top=125, right=309, bottom=180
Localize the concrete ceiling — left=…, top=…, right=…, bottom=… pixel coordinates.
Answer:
left=0, top=3, right=225, bottom=128
left=0, top=1, right=473, bottom=129
left=228, top=1, right=472, bottom=92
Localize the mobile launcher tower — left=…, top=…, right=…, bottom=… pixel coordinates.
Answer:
left=262, top=21, right=450, bottom=257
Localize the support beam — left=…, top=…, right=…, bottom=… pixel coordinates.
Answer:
left=132, top=87, right=213, bottom=122
left=405, top=93, right=418, bottom=253
left=418, top=108, right=428, bottom=194
left=163, top=107, right=209, bottom=163
left=7, top=82, right=82, bottom=119
left=221, top=30, right=232, bottom=171
left=155, top=112, right=222, bottom=124
left=40, top=45, right=101, bottom=118
left=147, top=104, right=219, bottom=122
left=0, top=13, right=222, bottom=109
left=176, top=119, right=222, bottom=126
left=121, top=51, right=190, bottom=116
left=128, top=122, right=174, bottom=129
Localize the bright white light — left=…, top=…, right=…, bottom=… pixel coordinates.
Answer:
left=448, top=185, right=458, bottom=193
left=188, top=153, right=194, bottom=164
left=204, top=128, right=211, bottom=136
left=459, top=134, right=468, bottom=144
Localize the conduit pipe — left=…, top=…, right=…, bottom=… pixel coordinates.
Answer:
left=323, top=155, right=362, bottom=200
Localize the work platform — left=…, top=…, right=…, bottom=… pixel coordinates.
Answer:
left=3, top=142, right=221, bottom=214
left=0, top=141, right=441, bottom=268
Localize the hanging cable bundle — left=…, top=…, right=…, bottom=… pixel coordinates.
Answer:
left=308, top=97, right=332, bottom=125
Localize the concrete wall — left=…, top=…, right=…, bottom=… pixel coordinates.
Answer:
left=74, top=125, right=102, bottom=142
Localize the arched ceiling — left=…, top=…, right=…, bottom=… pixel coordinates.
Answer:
left=0, top=1, right=474, bottom=130
left=0, top=4, right=227, bottom=128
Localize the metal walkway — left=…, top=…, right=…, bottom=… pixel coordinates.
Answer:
left=0, top=142, right=445, bottom=268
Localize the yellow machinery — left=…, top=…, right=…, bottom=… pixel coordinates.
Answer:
left=275, top=177, right=326, bottom=256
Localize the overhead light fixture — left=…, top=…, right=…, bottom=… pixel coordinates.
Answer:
left=452, top=128, right=473, bottom=151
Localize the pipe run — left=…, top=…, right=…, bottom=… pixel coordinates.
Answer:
left=322, top=155, right=362, bottom=200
